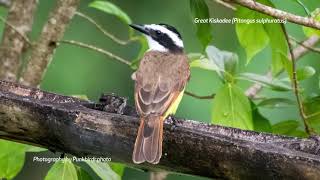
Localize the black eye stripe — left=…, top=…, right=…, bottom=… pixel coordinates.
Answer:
left=151, top=32, right=183, bottom=53
left=158, top=23, right=182, bottom=39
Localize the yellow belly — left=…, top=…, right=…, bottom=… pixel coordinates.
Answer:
left=163, top=88, right=185, bottom=119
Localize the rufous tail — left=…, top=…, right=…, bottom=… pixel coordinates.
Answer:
left=132, top=115, right=163, bottom=164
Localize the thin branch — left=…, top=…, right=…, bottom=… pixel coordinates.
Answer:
left=229, top=0, right=320, bottom=30
left=281, top=24, right=310, bottom=134
left=0, top=0, right=37, bottom=82
left=59, top=40, right=132, bottom=66
left=0, top=80, right=319, bottom=179
left=75, top=11, right=135, bottom=45
left=184, top=90, right=215, bottom=99
left=19, top=0, right=80, bottom=87
left=245, top=35, right=320, bottom=98
left=214, top=0, right=237, bottom=10
left=0, top=16, right=32, bottom=46
left=290, top=36, right=320, bottom=54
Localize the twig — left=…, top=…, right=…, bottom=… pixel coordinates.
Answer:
left=0, top=16, right=32, bottom=46
left=280, top=24, right=309, bottom=134
left=184, top=90, right=215, bottom=99
left=229, top=0, right=320, bottom=30
left=59, top=40, right=131, bottom=66
left=19, top=0, right=80, bottom=87
left=290, top=36, right=320, bottom=54
left=214, top=0, right=237, bottom=10
left=0, top=0, right=37, bottom=82
left=245, top=35, right=320, bottom=98
left=75, top=11, right=135, bottom=45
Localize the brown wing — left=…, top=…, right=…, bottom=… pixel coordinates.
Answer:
left=132, top=51, right=190, bottom=164
left=134, top=51, right=190, bottom=116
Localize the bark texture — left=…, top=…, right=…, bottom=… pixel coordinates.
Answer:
left=0, top=0, right=37, bottom=81
left=19, top=0, right=80, bottom=87
left=0, top=80, right=319, bottom=179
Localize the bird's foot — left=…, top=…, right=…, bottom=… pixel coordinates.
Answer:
left=168, top=115, right=178, bottom=131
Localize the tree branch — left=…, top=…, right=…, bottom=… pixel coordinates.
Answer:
left=75, top=11, right=136, bottom=45
left=290, top=36, right=320, bottom=54
left=0, top=80, right=319, bottom=179
left=184, top=90, right=215, bottom=99
left=0, top=0, right=37, bottom=82
left=58, top=40, right=131, bottom=66
left=228, top=0, right=320, bottom=30
left=245, top=35, right=320, bottom=98
left=19, top=0, right=80, bottom=87
left=213, top=0, right=237, bottom=10
left=281, top=24, right=309, bottom=134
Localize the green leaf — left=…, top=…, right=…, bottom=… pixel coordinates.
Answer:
left=188, top=53, right=205, bottom=63
left=236, top=2, right=269, bottom=63
left=130, top=36, right=148, bottom=70
left=75, top=166, right=93, bottom=180
left=263, top=17, right=288, bottom=75
left=25, top=145, right=47, bottom=152
left=191, top=45, right=238, bottom=82
left=304, top=96, right=320, bottom=135
left=280, top=53, right=293, bottom=80
left=303, top=8, right=320, bottom=37
left=251, top=102, right=272, bottom=132
left=86, top=161, right=120, bottom=180
left=109, top=162, right=125, bottom=177
left=190, top=55, right=219, bottom=72
left=190, top=0, right=213, bottom=48
left=212, top=83, right=253, bottom=130
left=297, top=66, right=316, bottom=81
left=236, top=0, right=288, bottom=73
left=89, top=1, right=132, bottom=24
left=272, top=120, right=307, bottom=137
left=45, top=159, right=77, bottom=180
left=238, top=73, right=292, bottom=91
left=257, top=98, right=295, bottom=108
left=289, top=0, right=311, bottom=16
left=263, top=0, right=289, bottom=76
left=272, top=120, right=299, bottom=134
left=0, top=140, right=26, bottom=179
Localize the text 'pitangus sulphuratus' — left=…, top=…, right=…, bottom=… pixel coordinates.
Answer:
left=130, top=24, right=190, bottom=164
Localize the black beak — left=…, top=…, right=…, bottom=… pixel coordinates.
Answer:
left=129, top=24, right=149, bottom=35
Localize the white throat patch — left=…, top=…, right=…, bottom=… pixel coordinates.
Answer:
left=145, top=36, right=168, bottom=52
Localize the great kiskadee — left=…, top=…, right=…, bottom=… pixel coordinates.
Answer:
left=129, top=23, right=190, bottom=164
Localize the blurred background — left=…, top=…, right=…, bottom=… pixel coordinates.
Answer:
left=0, top=0, right=316, bottom=179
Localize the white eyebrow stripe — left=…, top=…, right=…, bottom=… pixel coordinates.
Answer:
left=144, top=24, right=184, bottom=48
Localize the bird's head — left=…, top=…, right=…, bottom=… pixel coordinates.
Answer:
left=129, top=23, right=184, bottom=53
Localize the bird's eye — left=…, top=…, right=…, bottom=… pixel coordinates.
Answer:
left=156, top=30, right=161, bottom=35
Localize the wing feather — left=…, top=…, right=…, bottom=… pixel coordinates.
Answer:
left=134, top=52, right=189, bottom=116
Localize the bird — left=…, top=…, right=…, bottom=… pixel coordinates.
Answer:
left=129, top=23, right=190, bottom=164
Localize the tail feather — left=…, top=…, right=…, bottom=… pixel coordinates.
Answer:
left=151, top=120, right=163, bottom=164
left=132, top=116, right=163, bottom=164
left=132, top=119, right=145, bottom=164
